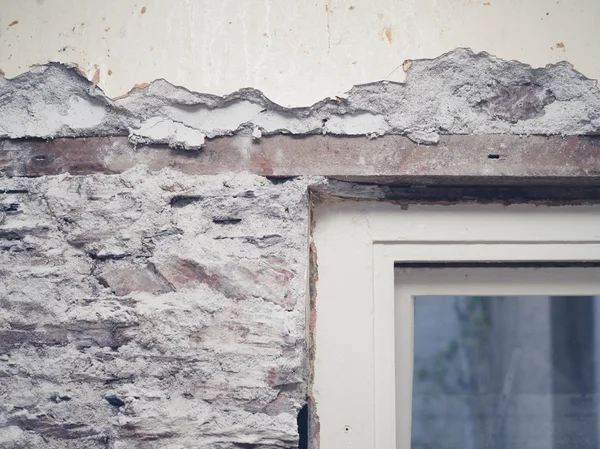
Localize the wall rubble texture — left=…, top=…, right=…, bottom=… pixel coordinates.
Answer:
left=1, top=49, right=599, bottom=149
left=2, top=46, right=600, bottom=449
left=0, top=168, right=316, bottom=448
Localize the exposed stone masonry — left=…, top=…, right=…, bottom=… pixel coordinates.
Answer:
left=0, top=168, right=314, bottom=448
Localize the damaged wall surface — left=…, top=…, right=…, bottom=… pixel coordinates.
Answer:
left=1, top=49, right=600, bottom=148
left=1, top=46, right=600, bottom=449
left=0, top=168, right=312, bottom=448
left=1, top=0, right=599, bottom=106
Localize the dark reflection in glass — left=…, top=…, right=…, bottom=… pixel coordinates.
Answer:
left=411, top=296, right=600, bottom=449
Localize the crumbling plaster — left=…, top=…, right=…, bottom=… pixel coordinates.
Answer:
left=2, top=43, right=600, bottom=449
left=0, top=168, right=318, bottom=448
left=1, top=49, right=599, bottom=149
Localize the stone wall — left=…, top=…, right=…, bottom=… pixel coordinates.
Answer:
left=0, top=168, right=313, bottom=448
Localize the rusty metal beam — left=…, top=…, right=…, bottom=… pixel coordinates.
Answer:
left=1, top=135, right=600, bottom=185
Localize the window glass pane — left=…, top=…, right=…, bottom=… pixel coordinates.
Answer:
left=412, top=296, right=600, bottom=449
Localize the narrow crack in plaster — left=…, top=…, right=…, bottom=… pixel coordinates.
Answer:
left=1, top=48, right=599, bottom=149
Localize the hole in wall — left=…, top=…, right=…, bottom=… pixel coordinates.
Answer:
left=212, top=217, right=242, bottom=225
left=104, top=395, right=125, bottom=407
left=0, top=189, right=29, bottom=194
left=0, top=203, right=20, bottom=213
left=265, top=176, right=298, bottom=185
left=170, top=195, right=204, bottom=208
left=298, top=403, right=308, bottom=449
left=487, top=154, right=501, bottom=159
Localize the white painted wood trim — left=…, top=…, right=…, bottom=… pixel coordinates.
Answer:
left=373, top=244, right=398, bottom=449
left=312, top=201, right=600, bottom=449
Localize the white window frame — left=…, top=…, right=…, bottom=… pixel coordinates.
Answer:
left=311, top=201, right=600, bottom=449
left=394, top=266, right=600, bottom=448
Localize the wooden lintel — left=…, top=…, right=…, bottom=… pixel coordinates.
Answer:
left=1, top=134, right=600, bottom=185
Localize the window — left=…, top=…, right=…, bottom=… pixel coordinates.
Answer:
left=400, top=267, right=600, bottom=449
left=312, top=202, right=600, bottom=449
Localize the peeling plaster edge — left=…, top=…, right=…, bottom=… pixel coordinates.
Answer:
left=17, top=49, right=588, bottom=108
left=3, top=48, right=600, bottom=146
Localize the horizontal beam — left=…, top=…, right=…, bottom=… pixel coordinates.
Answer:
left=1, top=135, right=600, bottom=185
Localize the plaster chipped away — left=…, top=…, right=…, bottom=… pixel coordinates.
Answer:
left=129, top=117, right=206, bottom=150
left=0, top=48, right=599, bottom=147
left=407, top=130, right=440, bottom=145
left=0, top=64, right=135, bottom=139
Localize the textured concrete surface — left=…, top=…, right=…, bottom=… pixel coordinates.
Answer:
left=1, top=49, right=599, bottom=146
left=0, top=168, right=315, bottom=448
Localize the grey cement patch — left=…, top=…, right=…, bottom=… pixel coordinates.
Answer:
left=1, top=49, right=599, bottom=147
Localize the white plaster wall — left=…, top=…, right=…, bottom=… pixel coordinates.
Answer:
left=1, top=0, right=598, bottom=106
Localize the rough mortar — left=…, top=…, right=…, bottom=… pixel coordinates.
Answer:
left=0, top=168, right=321, bottom=448
left=1, top=49, right=599, bottom=147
